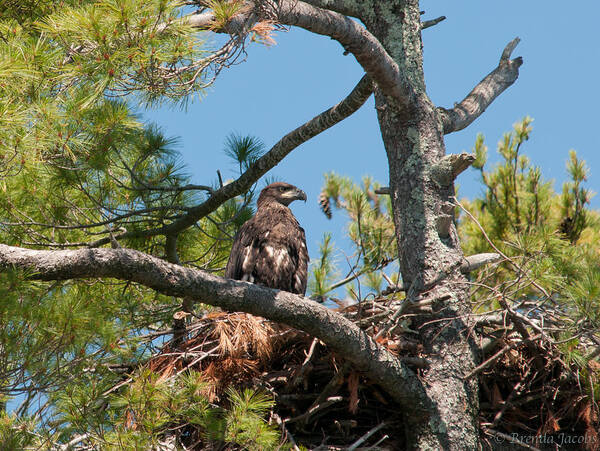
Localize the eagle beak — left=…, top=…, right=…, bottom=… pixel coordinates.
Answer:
left=295, top=189, right=307, bottom=202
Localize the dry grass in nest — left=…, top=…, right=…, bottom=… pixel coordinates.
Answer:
left=142, top=307, right=600, bottom=450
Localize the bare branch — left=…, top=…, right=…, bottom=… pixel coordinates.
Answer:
left=162, top=74, right=374, bottom=235
left=463, top=334, right=540, bottom=380
left=58, top=433, right=90, bottom=451
left=461, top=253, right=502, bottom=273
left=347, top=421, right=387, bottom=451
left=0, top=243, right=431, bottom=415
left=285, top=396, right=343, bottom=424
left=179, top=11, right=216, bottom=29
left=91, top=74, right=374, bottom=247
left=438, top=37, right=523, bottom=134
left=0, top=205, right=188, bottom=231
left=421, top=16, right=446, bottom=30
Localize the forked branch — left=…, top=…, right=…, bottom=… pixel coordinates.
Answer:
left=438, top=37, right=523, bottom=134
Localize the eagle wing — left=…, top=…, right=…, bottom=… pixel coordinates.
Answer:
left=225, top=219, right=257, bottom=282
left=225, top=208, right=308, bottom=295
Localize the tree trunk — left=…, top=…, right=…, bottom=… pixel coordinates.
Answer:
left=367, top=2, right=480, bottom=448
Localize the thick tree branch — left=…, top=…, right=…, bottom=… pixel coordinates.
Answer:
left=0, top=243, right=430, bottom=415
left=276, top=1, right=411, bottom=104
left=298, top=0, right=367, bottom=18
left=461, top=253, right=501, bottom=273
left=180, top=11, right=215, bottom=29
left=183, top=2, right=408, bottom=103
left=438, top=37, right=523, bottom=134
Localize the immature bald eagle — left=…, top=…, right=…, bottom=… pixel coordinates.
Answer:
left=225, top=182, right=309, bottom=295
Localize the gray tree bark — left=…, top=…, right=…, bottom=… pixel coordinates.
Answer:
left=364, top=3, right=481, bottom=448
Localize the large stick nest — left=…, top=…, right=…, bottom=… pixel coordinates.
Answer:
left=145, top=305, right=599, bottom=450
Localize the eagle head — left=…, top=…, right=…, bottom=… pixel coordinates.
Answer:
left=257, top=182, right=307, bottom=207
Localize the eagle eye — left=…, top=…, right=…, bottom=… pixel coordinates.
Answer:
left=279, top=186, right=286, bottom=192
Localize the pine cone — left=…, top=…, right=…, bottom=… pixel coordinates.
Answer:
left=559, top=216, right=573, bottom=240
left=319, top=190, right=332, bottom=219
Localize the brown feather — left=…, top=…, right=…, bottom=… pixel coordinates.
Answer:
left=225, top=183, right=309, bottom=295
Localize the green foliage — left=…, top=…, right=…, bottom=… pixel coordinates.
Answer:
left=309, top=233, right=338, bottom=299
left=224, top=387, right=280, bottom=450
left=0, top=412, right=36, bottom=449
left=464, top=116, right=555, bottom=240
left=313, top=119, right=600, bottom=380
left=37, top=0, right=207, bottom=105
left=51, top=370, right=280, bottom=449
left=224, top=133, right=266, bottom=174
left=0, top=1, right=86, bottom=24
left=0, top=1, right=236, bottom=256
left=1, top=0, right=596, bottom=446
left=0, top=1, right=277, bottom=448
left=325, top=174, right=397, bottom=267
left=0, top=0, right=210, bottom=178
left=310, top=174, right=399, bottom=298
left=454, top=120, right=600, bottom=407
left=560, top=149, right=592, bottom=243
left=207, top=0, right=247, bottom=30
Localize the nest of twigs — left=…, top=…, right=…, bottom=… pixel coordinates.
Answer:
left=146, top=303, right=599, bottom=450
left=476, top=327, right=600, bottom=451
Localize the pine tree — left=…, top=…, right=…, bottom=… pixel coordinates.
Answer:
left=1, top=1, right=580, bottom=449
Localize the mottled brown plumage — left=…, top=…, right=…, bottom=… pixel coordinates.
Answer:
left=225, top=182, right=309, bottom=295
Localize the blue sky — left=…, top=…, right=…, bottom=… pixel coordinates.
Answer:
left=144, top=2, right=599, bottom=267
